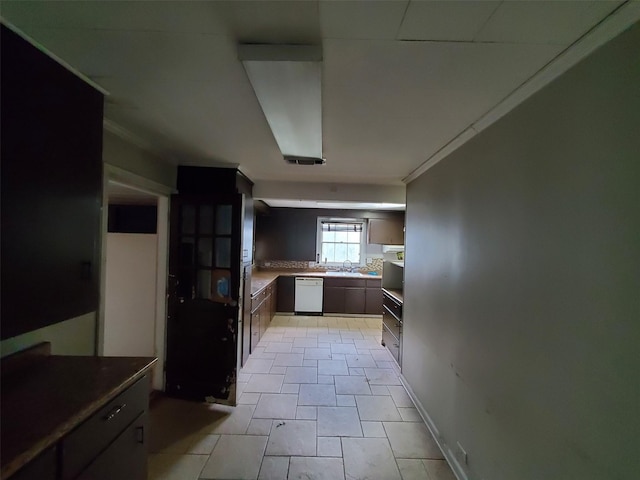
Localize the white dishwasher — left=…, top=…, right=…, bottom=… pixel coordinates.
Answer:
left=294, top=277, right=324, bottom=315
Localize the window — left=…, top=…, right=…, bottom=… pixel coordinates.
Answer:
left=317, top=218, right=366, bottom=267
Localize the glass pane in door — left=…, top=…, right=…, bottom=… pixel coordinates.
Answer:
left=216, top=205, right=232, bottom=235
left=215, top=237, right=231, bottom=268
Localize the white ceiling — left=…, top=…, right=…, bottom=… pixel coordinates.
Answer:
left=0, top=0, right=631, bottom=194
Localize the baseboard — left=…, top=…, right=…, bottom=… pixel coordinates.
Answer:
left=399, top=374, right=469, bottom=480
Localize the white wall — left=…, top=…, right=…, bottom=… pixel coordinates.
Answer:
left=104, top=233, right=157, bottom=358
left=403, top=23, right=640, bottom=480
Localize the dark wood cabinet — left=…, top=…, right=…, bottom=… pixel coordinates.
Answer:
left=368, top=218, right=404, bottom=245
left=345, top=288, right=366, bottom=314
left=382, top=291, right=403, bottom=366
left=323, top=286, right=345, bottom=313
left=277, top=276, right=295, bottom=312
left=365, top=285, right=383, bottom=314
left=10, top=448, right=56, bottom=480
left=75, top=413, right=147, bottom=480
left=1, top=25, right=103, bottom=340
left=323, top=277, right=381, bottom=315
left=250, top=280, right=278, bottom=352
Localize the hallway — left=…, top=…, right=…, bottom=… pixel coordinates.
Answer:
left=148, top=315, right=456, bottom=480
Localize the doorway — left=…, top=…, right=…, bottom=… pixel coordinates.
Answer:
left=99, top=166, right=171, bottom=391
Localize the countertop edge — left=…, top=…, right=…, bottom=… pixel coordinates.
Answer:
left=1, top=357, right=157, bottom=480
left=251, top=270, right=382, bottom=297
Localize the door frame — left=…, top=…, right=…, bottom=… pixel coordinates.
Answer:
left=98, top=163, right=174, bottom=391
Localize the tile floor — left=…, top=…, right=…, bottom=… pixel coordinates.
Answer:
left=148, top=315, right=456, bottom=480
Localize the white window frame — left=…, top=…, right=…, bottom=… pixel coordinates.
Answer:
left=316, top=217, right=367, bottom=267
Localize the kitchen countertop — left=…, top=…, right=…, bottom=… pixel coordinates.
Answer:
left=251, top=270, right=381, bottom=296
left=0, top=354, right=157, bottom=479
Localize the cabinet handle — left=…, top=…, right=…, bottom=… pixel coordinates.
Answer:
left=136, top=425, right=145, bottom=444
left=103, top=403, right=126, bottom=421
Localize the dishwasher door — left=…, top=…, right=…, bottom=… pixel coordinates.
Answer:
left=294, top=277, right=324, bottom=315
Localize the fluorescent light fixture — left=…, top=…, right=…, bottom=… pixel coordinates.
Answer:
left=239, top=45, right=323, bottom=163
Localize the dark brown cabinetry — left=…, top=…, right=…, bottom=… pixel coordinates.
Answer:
left=250, top=281, right=277, bottom=352
left=277, top=276, right=295, bottom=312
left=368, top=218, right=404, bottom=245
left=323, top=277, right=381, bottom=315
left=382, top=291, right=403, bottom=365
left=1, top=24, right=103, bottom=340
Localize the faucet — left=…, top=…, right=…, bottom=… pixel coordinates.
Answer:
left=342, top=260, right=353, bottom=272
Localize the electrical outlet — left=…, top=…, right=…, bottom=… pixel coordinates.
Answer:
left=265, top=262, right=271, bottom=267
left=366, top=257, right=373, bottom=264
left=309, top=261, right=316, bottom=267
left=456, top=442, right=468, bottom=465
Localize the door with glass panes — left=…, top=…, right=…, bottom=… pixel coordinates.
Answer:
left=165, top=194, right=242, bottom=403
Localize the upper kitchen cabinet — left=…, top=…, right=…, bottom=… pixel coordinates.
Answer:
left=1, top=25, right=104, bottom=340
left=255, top=208, right=317, bottom=261
left=368, top=217, right=405, bottom=245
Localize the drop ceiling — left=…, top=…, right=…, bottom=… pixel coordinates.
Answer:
left=0, top=1, right=634, bottom=197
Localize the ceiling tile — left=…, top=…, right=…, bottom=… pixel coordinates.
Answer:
left=320, top=0, right=408, bottom=40
left=475, top=0, right=624, bottom=45
left=397, top=0, right=500, bottom=42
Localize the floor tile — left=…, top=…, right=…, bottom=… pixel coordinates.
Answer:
left=303, top=347, right=332, bottom=360
left=399, top=407, right=422, bottom=422
left=303, top=359, right=319, bottom=367
left=258, top=456, right=290, bottom=480
left=364, top=368, right=401, bottom=385
left=356, top=395, right=402, bottom=421
left=281, top=383, right=300, bottom=394
left=318, top=359, right=349, bottom=376
left=246, top=418, right=273, bottom=435
left=199, top=404, right=256, bottom=435
left=244, top=374, right=285, bottom=393
left=293, top=337, right=318, bottom=348
left=317, top=436, right=342, bottom=457
left=185, top=434, right=220, bottom=454
left=200, top=435, right=267, bottom=480
left=397, top=458, right=429, bottom=480
left=335, top=375, right=372, bottom=395
left=422, top=460, right=457, bottom=480
left=296, top=406, right=317, bottom=419
left=342, top=438, right=401, bottom=480
left=148, top=453, right=208, bottom=480
left=317, top=406, right=363, bottom=437
left=273, top=353, right=304, bottom=367
left=336, top=394, right=356, bottom=407
left=345, top=354, right=377, bottom=368
left=238, top=392, right=261, bottom=405
left=264, top=342, right=293, bottom=353
left=269, top=366, right=287, bottom=374
left=284, top=366, right=318, bottom=384
left=265, top=420, right=317, bottom=456
left=349, top=367, right=366, bottom=376
left=370, top=385, right=390, bottom=395
left=330, top=343, right=358, bottom=355
left=298, top=384, right=337, bottom=406
left=288, top=457, right=345, bottom=480
left=387, top=385, right=414, bottom=407
left=242, top=358, right=274, bottom=374
left=340, top=331, right=364, bottom=339
left=361, top=421, right=386, bottom=438
left=383, top=422, right=444, bottom=459
left=253, top=393, right=298, bottom=419
left=318, top=375, right=334, bottom=384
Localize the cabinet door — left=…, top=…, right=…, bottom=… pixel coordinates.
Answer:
left=323, top=287, right=345, bottom=313
left=365, top=287, right=383, bottom=314
left=260, top=300, right=269, bottom=337
left=250, top=310, right=260, bottom=352
left=344, top=288, right=366, bottom=314
left=382, top=324, right=400, bottom=365
left=368, top=218, right=404, bottom=245
left=76, top=412, right=147, bottom=480
left=276, top=276, right=295, bottom=312
left=10, top=447, right=56, bottom=480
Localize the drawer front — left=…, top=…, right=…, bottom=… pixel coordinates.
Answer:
left=382, top=324, right=400, bottom=364
left=382, top=308, right=401, bottom=339
left=365, top=278, right=381, bottom=288
left=323, top=277, right=366, bottom=288
left=61, top=376, right=148, bottom=480
left=76, top=412, right=147, bottom=480
left=11, top=446, right=57, bottom=480
left=383, top=293, right=402, bottom=320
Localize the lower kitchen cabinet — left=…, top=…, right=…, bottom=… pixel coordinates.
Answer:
left=382, top=290, right=403, bottom=366
left=276, top=276, right=295, bottom=312
left=323, top=277, right=381, bottom=315
left=250, top=280, right=278, bottom=352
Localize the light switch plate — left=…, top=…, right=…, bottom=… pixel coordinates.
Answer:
left=309, top=261, right=316, bottom=267
left=366, top=257, right=373, bottom=264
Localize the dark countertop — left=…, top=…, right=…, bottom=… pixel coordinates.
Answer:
left=251, top=270, right=382, bottom=297
left=0, top=355, right=156, bottom=479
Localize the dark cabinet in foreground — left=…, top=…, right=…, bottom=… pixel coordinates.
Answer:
left=323, top=277, right=381, bottom=315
